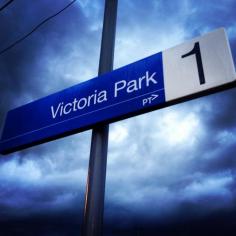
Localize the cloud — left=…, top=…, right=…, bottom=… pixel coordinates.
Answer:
left=0, top=0, right=236, bottom=235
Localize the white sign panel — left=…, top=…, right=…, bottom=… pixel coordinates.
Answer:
left=163, top=28, right=235, bottom=101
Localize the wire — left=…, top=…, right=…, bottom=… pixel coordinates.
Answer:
left=0, top=0, right=77, bottom=56
left=0, top=0, right=14, bottom=12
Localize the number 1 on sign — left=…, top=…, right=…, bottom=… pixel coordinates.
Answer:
left=182, top=42, right=206, bottom=85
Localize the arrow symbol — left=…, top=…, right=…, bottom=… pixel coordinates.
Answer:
left=142, top=94, right=159, bottom=106
left=151, top=94, right=159, bottom=101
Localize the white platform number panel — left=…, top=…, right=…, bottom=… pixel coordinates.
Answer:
left=163, top=28, right=236, bottom=101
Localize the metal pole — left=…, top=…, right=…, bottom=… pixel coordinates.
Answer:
left=82, top=0, right=118, bottom=236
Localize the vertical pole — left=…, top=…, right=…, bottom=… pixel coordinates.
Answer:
left=82, top=1, right=118, bottom=236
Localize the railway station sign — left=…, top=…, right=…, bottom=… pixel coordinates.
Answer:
left=0, top=28, right=235, bottom=154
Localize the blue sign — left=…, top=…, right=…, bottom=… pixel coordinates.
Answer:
left=1, top=28, right=235, bottom=154
left=0, top=52, right=165, bottom=154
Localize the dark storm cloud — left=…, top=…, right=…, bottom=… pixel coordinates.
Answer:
left=181, top=91, right=236, bottom=178
left=0, top=0, right=100, bottom=220
left=231, top=38, right=236, bottom=65
left=0, top=1, right=98, bottom=211
left=0, top=0, right=103, bottom=129
left=184, top=0, right=236, bottom=37
left=0, top=143, right=89, bottom=222
left=203, top=90, right=236, bottom=131
left=177, top=0, right=236, bottom=144
left=174, top=0, right=236, bottom=183
left=1, top=0, right=236, bottom=235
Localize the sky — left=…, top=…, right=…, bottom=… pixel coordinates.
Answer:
left=0, top=0, right=236, bottom=235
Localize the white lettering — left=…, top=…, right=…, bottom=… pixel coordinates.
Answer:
left=63, top=103, right=72, bottom=115
left=50, top=90, right=108, bottom=119
left=97, top=90, right=107, bottom=103
left=51, top=103, right=61, bottom=119
left=72, top=98, right=78, bottom=111
left=77, top=98, right=87, bottom=109
left=50, top=70, right=158, bottom=120
left=114, top=80, right=126, bottom=97
left=127, top=80, right=138, bottom=93
left=146, top=71, right=157, bottom=86
left=60, top=102, right=64, bottom=116
left=114, top=71, right=158, bottom=97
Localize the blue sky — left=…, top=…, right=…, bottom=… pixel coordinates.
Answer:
left=0, top=0, right=236, bottom=235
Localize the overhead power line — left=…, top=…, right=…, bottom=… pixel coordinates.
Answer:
left=0, top=0, right=14, bottom=12
left=0, top=0, right=77, bottom=56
